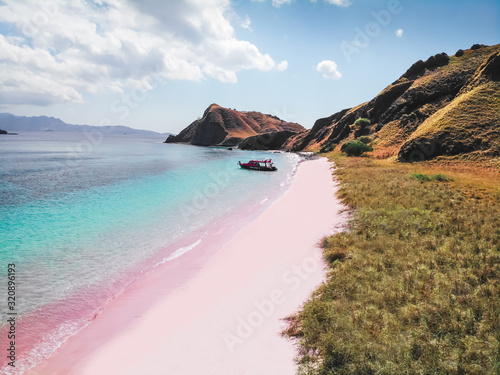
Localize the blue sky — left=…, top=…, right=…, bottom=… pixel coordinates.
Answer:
left=0, top=0, right=498, bottom=133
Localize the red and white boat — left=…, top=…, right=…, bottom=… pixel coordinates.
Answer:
left=238, top=159, right=277, bottom=171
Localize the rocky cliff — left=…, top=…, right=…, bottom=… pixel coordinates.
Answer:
left=164, top=104, right=305, bottom=147
left=283, top=44, right=500, bottom=161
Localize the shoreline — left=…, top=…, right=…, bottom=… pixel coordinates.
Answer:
left=26, top=157, right=346, bottom=375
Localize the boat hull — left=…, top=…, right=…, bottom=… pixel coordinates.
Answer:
left=239, top=164, right=277, bottom=171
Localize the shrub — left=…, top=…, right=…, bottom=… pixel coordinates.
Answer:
left=341, top=140, right=373, bottom=156
left=354, top=118, right=370, bottom=127
left=353, top=118, right=371, bottom=138
left=455, top=49, right=464, bottom=57
left=471, top=44, right=484, bottom=50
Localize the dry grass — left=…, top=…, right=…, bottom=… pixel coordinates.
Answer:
left=284, top=155, right=500, bottom=375
left=410, top=82, right=500, bottom=143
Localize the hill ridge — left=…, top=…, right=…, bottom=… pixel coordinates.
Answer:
left=283, top=43, right=500, bottom=161
left=164, top=103, right=305, bottom=147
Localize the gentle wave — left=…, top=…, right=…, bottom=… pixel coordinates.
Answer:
left=166, top=239, right=202, bottom=262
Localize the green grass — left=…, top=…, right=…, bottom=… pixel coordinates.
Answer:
left=410, top=173, right=453, bottom=182
left=284, top=156, right=500, bottom=375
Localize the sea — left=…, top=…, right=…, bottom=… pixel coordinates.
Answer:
left=0, top=131, right=301, bottom=374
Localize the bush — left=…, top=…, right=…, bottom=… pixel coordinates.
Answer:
left=455, top=49, right=464, bottom=57
left=353, top=118, right=371, bottom=138
left=354, top=118, right=370, bottom=127
left=471, top=44, right=484, bottom=50
left=341, top=140, right=373, bottom=156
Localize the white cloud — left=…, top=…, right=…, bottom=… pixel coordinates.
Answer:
left=272, top=0, right=293, bottom=6
left=0, top=0, right=281, bottom=106
left=251, top=0, right=292, bottom=7
left=240, top=15, right=252, bottom=30
left=276, top=60, right=288, bottom=71
left=253, top=0, right=352, bottom=7
left=316, top=60, right=342, bottom=79
left=396, top=28, right=404, bottom=38
left=322, top=0, right=352, bottom=7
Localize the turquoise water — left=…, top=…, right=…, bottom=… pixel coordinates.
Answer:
left=0, top=132, right=299, bottom=373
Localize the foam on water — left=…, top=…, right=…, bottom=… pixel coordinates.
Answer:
left=165, top=239, right=202, bottom=262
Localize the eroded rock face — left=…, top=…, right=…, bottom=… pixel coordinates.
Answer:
left=239, top=131, right=297, bottom=150
left=191, top=112, right=228, bottom=146
left=165, top=103, right=305, bottom=147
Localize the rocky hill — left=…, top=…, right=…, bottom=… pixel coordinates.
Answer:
left=283, top=44, right=500, bottom=161
left=164, top=103, right=305, bottom=147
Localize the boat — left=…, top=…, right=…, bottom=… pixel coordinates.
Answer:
left=238, top=159, right=277, bottom=171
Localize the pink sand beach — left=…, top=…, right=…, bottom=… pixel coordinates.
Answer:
left=27, top=157, right=345, bottom=375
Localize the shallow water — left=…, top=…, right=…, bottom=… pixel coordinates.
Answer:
left=0, top=131, right=299, bottom=374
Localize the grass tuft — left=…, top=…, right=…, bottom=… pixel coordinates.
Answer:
left=410, top=173, right=453, bottom=182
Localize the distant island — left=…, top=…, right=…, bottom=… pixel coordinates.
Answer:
left=0, top=113, right=171, bottom=136
left=164, top=103, right=305, bottom=149
left=0, top=128, right=18, bottom=135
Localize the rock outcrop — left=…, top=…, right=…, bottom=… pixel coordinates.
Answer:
left=283, top=44, right=500, bottom=161
left=164, top=104, right=305, bottom=147
left=239, top=131, right=298, bottom=150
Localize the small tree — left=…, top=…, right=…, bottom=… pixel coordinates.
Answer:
left=341, top=140, right=373, bottom=156
left=353, top=118, right=371, bottom=138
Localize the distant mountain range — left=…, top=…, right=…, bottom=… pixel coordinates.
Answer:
left=0, top=113, right=170, bottom=136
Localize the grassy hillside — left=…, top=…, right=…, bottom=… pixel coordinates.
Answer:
left=403, top=82, right=500, bottom=156
left=284, top=44, right=500, bottom=161
left=284, top=155, right=500, bottom=374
